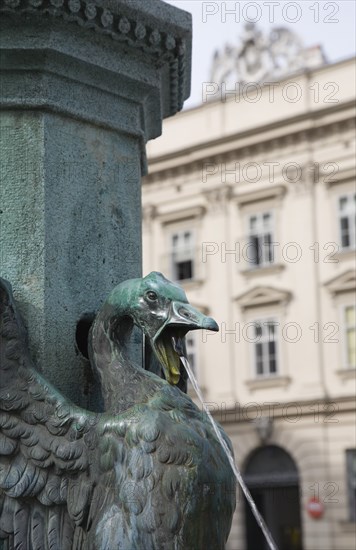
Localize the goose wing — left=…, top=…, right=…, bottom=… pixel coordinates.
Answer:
left=0, top=278, right=235, bottom=549
left=0, top=278, right=131, bottom=549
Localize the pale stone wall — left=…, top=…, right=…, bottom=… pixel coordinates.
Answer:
left=143, top=57, right=356, bottom=549
left=223, top=404, right=356, bottom=550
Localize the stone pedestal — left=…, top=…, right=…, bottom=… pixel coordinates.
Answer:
left=0, top=0, right=192, bottom=408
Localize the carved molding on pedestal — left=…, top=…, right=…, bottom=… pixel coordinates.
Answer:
left=0, top=0, right=192, bottom=116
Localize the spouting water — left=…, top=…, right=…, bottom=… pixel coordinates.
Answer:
left=180, top=355, right=279, bottom=550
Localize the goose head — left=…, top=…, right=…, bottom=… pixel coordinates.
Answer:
left=106, top=271, right=219, bottom=386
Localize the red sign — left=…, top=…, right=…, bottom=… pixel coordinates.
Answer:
left=307, top=497, right=324, bottom=519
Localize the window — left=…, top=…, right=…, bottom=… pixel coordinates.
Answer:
left=346, top=450, right=356, bottom=522
left=343, top=305, right=356, bottom=368
left=171, top=230, right=194, bottom=281
left=253, top=319, right=278, bottom=376
left=247, top=212, right=274, bottom=268
left=339, top=194, right=356, bottom=250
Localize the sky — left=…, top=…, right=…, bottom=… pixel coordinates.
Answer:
left=164, top=0, right=356, bottom=108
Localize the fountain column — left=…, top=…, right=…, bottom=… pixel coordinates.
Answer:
left=0, top=0, right=192, bottom=408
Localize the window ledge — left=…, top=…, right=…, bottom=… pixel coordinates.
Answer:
left=178, top=278, right=204, bottom=290
left=241, top=263, right=285, bottom=277
left=336, top=368, right=356, bottom=381
left=245, top=375, right=291, bottom=391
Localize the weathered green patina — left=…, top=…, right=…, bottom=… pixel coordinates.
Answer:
left=0, top=3, right=236, bottom=549
left=0, top=0, right=192, bottom=409
left=0, top=273, right=236, bottom=548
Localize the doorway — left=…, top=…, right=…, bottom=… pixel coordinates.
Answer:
left=244, top=445, right=303, bottom=550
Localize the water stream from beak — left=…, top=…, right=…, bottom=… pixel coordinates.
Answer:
left=180, top=355, right=279, bottom=550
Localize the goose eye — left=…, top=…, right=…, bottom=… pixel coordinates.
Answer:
left=146, top=291, right=158, bottom=302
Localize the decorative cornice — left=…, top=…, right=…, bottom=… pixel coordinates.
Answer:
left=0, top=0, right=181, bottom=56
left=0, top=0, right=191, bottom=114
left=234, top=184, right=287, bottom=206
left=235, top=285, right=292, bottom=309
left=203, top=185, right=233, bottom=212
left=219, top=395, right=356, bottom=424
left=324, top=269, right=356, bottom=296
left=157, top=205, right=206, bottom=225
left=145, top=105, right=355, bottom=179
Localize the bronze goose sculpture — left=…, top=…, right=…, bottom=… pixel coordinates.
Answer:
left=0, top=272, right=236, bottom=549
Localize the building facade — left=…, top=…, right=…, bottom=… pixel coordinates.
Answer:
left=142, top=48, right=356, bottom=550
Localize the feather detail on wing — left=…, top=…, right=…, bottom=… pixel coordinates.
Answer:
left=0, top=279, right=123, bottom=548
left=0, top=278, right=235, bottom=550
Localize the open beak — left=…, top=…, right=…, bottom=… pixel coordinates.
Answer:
left=152, top=301, right=219, bottom=385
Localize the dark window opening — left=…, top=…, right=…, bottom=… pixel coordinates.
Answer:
left=175, top=260, right=193, bottom=281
